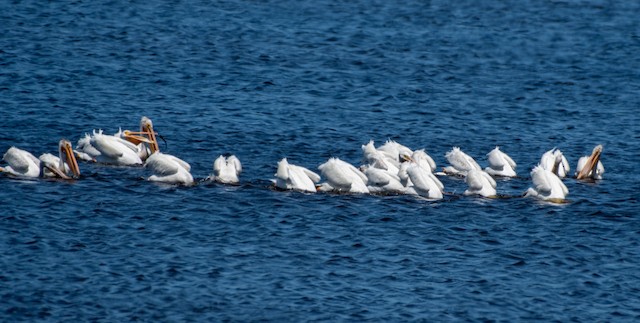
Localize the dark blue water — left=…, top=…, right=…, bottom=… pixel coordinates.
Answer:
left=2, top=0, right=640, bottom=321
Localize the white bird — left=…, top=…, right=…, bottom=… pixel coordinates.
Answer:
left=540, top=148, right=570, bottom=178
left=362, top=165, right=405, bottom=194
left=525, top=165, right=568, bottom=202
left=401, top=162, right=444, bottom=200
left=376, top=140, right=413, bottom=168
left=318, top=158, right=369, bottom=193
left=119, top=116, right=160, bottom=160
left=211, top=155, right=242, bottom=184
left=576, top=145, right=604, bottom=180
left=1, top=147, right=41, bottom=178
left=443, top=147, right=481, bottom=176
left=144, top=152, right=193, bottom=185
left=361, top=140, right=398, bottom=174
left=274, top=158, right=321, bottom=193
left=408, top=149, right=437, bottom=173
left=464, top=169, right=497, bottom=197
left=484, top=146, right=517, bottom=177
left=39, top=139, right=81, bottom=179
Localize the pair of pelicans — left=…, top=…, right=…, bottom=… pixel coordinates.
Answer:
left=1, top=117, right=604, bottom=204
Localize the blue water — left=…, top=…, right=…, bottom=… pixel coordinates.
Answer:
left=2, top=0, right=640, bottom=321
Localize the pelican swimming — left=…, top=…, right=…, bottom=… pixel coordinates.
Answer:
left=274, top=158, right=321, bottom=193
left=484, top=146, right=517, bottom=177
left=1, top=147, right=41, bottom=178
left=144, top=152, right=193, bottom=185
left=376, top=140, right=413, bottom=168
left=38, top=139, right=81, bottom=179
left=576, top=145, right=604, bottom=180
left=362, top=165, right=405, bottom=194
left=405, top=149, right=437, bottom=173
left=74, top=117, right=159, bottom=165
left=318, top=158, right=369, bottom=193
left=210, top=155, right=242, bottom=184
left=361, top=140, right=399, bottom=175
left=443, top=147, right=481, bottom=176
left=400, top=162, right=444, bottom=200
left=540, top=148, right=570, bottom=178
left=464, top=169, right=497, bottom=197
left=525, top=165, right=568, bottom=202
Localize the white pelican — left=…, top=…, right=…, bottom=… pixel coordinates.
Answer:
left=361, top=140, right=398, bottom=174
left=464, top=169, right=497, bottom=197
left=1, top=147, right=41, bottom=178
left=75, top=130, right=143, bottom=166
left=401, top=162, right=444, bottom=200
left=540, top=148, right=570, bottom=178
left=318, top=158, right=369, bottom=193
left=576, top=145, right=604, bottom=180
left=376, top=140, right=413, bottom=168
left=525, top=165, right=568, bottom=202
left=484, top=146, right=517, bottom=177
left=443, top=147, right=481, bottom=176
left=211, top=155, right=242, bottom=184
left=119, top=116, right=160, bottom=160
left=406, top=149, right=437, bottom=173
left=362, top=165, right=405, bottom=194
left=144, top=152, right=193, bottom=185
left=39, top=139, right=81, bottom=179
left=274, top=158, right=321, bottom=193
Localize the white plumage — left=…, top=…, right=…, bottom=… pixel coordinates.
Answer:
left=464, top=169, right=497, bottom=197
left=402, top=162, right=444, bottom=200
left=274, top=158, right=321, bottom=193
left=144, top=152, right=193, bottom=185
left=211, top=155, right=242, bottom=184
left=540, top=148, right=570, bottom=178
left=484, top=146, right=517, bottom=177
left=39, top=139, right=81, bottom=179
left=318, top=158, right=369, bottom=193
left=444, top=147, right=481, bottom=176
left=525, top=165, right=568, bottom=201
left=1, top=147, right=41, bottom=178
left=362, top=165, right=405, bottom=194
left=575, top=145, right=604, bottom=180
left=75, top=130, right=143, bottom=166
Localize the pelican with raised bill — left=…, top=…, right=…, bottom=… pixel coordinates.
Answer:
left=120, top=116, right=160, bottom=160
left=524, top=165, right=568, bottom=203
left=274, top=158, right=321, bottom=193
left=39, top=139, right=81, bottom=179
left=1, top=147, right=41, bottom=178
left=144, top=152, right=193, bottom=185
left=576, top=145, right=604, bottom=180
left=211, top=155, right=242, bottom=184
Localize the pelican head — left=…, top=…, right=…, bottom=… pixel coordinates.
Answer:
left=59, top=139, right=81, bottom=178
left=121, top=116, right=160, bottom=153
left=576, top=145, right=603, bottom=180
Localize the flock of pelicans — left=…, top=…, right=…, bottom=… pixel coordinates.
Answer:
left=1, top=117, right=604, bottom=204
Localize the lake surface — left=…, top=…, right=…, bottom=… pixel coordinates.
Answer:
left=1, top=0, right=639, bottom=321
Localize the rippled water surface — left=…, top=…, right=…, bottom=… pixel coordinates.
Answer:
left=1, top=0, right=640, bottom=321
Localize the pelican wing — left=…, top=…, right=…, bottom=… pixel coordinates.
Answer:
left=482, top=171, right=497, bottom=188
left=531, top=169, right=553, bottom=195
left=213, top=156, right=225, bottom=173
left=39, top=153, right=59, bottom=168
left=487, top=149, right=506, bottom=170
left=364, top=168, right=391, bottom=186
left=288, top=168, right=315, bottom=191
left=576, top=156, right=588, bottom=174
left=299, top=166, right=321, bottom=183
left=92, top=136, right=125, bottom=159
left=503, top=152, right=517, bottom=169
left=3, top=148, right=36, bottom=173
left=228, top=155, right=242, bottom=174
left=145, top=154, right=179, bottom=175
left=465, top=170, right=485, bottom=191
left=168, top=155, right=191, bottom=172
left=346, top=162, right=368, bottom=183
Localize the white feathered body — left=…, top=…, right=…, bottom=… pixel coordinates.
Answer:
left=144, top=152, right=193, bottom=185
left=275, top=158, right=320, bottom=193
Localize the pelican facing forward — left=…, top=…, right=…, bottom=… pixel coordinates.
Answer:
left=274, top=158, right=321, bottom=193
left=39, top=139, right=81, bottom=179
left=525, top=165, right=568, bottom=202
left=144, top=152, right=193, bottom=185
left=576, top=145, right=604, bottom=180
